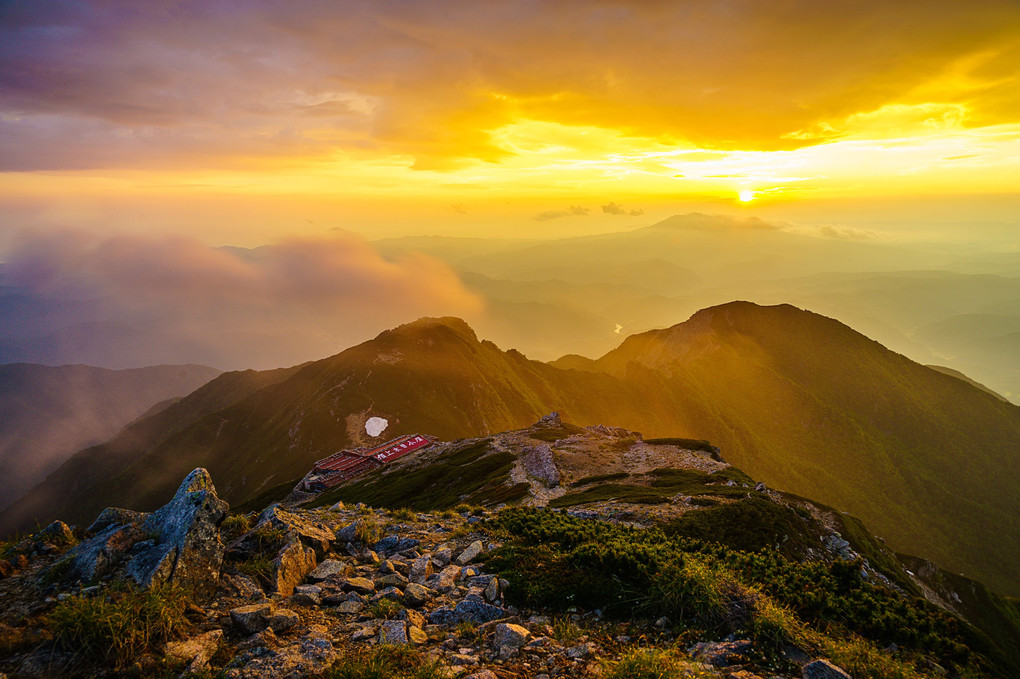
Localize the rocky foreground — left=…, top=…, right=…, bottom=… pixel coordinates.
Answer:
left=0, top=465, right=862, bottom=679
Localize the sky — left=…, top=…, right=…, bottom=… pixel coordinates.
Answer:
left=2, top=0, right=1020, bottom=368
left=2, top=0, right=1019, bottom=243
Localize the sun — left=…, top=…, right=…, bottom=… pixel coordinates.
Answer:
left=738, top=190, right=755, bottom=202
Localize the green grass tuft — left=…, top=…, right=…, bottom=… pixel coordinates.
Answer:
left=50, top=584, right=190, bottom=668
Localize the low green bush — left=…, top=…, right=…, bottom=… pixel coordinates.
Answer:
left=483, top=508, right=999, bottom=677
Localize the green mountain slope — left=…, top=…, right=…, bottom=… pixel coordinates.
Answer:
left=594, top=302, right=1020, bottom=595
left=5, top=305, right=1020, bottom=598
left=0, top=364, right=300, bottom=535
left=0, top=363, right=220, bottom=511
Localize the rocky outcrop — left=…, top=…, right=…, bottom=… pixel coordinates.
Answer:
left=52, top=468, right=228, bottom=596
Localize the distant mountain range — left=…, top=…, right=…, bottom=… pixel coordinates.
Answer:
left=0, top=363, right=220, bottom=511
left=3, top=302, right=1019, bottom=599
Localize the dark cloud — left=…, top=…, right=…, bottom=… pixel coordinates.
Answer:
left=0, top=228, right=483, bottom=369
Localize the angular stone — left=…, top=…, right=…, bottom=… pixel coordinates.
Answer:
left=432, top=548, right=452, bottom=567
left=292, top=584, right=322, bottom=605
left=87, top=507, right=146, bottom=534
left=803, top=659, right=853, bottom=679
left=688, top=640, right=753, bottom=667
left=308, top=559, right=347, bottom=582
left=230, top=602, right=275, bottom=634
left=334, top=600, right=364, bottom=614
left=59, top=522, right=145, bottom=584
left=456, top=541, right=483, bottom=565
left=403, top=582, right=433, bottom=608
left=493, top=623, right=530, bottom=650
left=407, top=625, right=428, bottom=645
left=254, top=505, right=335, bottom=557
left=371, top=585, right=403, bottom=602
left=464, top=671, right=497, bottom=679
left=428, top=593, right=508, bottom=625
left=376, top=572, right=409, bottom=588
left=484, top=577, right=500, bottom=602
left=342, top=576, right=376, bottom=594
left=165, top=629, right=222, bottom=673
left=396, top=608, right=426, bottom=628
left=374, top=536, right=420, bottom=556
left=566, top=642, right=595, bottom=659
left=35, top=521, right=75, bottom=547
left=410, top=555, right=433, bottom=582
left=335, top=521, right=360, bottom=543
left=270, top=538, right=317, bottom=596
left=126, top=468, right=229, bottom=596
left=378, top=620, right=408, bottom=645
left=268, top=608, right=299, bottom=632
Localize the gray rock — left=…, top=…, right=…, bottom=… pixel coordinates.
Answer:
left=428, top=593, right=508, bottom=625
left=87, top=507, right=145, bottom=534
left=378, top=620, right=408, bottom=645
left=268, top=608, right=299, bottom=632
left=432, top=548, right=452, bottom=566
left=403, top=582, right=433, bottom=607
left=522, top=445, right=560, bottom=488
left=292, top=584, right=321, bottom=605
left=456, top=541, right=483, bottom=565
left=308, top=559, right=347, bottom=581
left=230, top=602, right=275, bottom=634
left=688, top=640, right=753, bottom=667
left=269, top=538, right=317, bottom=596
left=410, top=555, right=433, bottom=582
left=56, top=522, right=144, bottom=584
left=376, top=571, right=409, bottom=588
left=342, top=576, right=376, bottom=594
left=374, top=536, right=420, bottom=556
left=566, top=642, right=595, bottom=659
left=130, top=468, right=229, bottom=595
left=334, top=600, right=364, bottom=614
left=493, top=623, right=530, bottom=650
left=484, top=577, right=500, bottom=602
left=335, top=521, right=360, bottom=543
left=803, top=659, right=853, bottom=679
left=35, top=521, right=75, bottom=546
left=164, top=629, right=222, bottom=674
left=255, top=505, right=335, bottom=557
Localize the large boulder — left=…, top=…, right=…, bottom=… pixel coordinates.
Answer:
left=127, top=468, right=229, bottom=594
left=56, top=468, right=228, bottom=597
left=251, top=505, right=334, bottom=557
left=269, top=538, right=317, bottom=596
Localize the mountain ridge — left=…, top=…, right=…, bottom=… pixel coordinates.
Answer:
left=3, top=303, right=1019, bottom=599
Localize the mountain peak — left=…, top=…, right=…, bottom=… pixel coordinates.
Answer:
left=382, top=316, right=479, bottom=342
left=645, top=213, right=777, bottom=232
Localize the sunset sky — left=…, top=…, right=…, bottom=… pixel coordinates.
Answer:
left=3, top=1, right=1020, bottom=371
left=2, top=0, right=1019, bottom=245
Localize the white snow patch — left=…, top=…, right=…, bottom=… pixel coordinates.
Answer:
left=365, top=417, right=388, bottom=437
left=614, top=323, right=623, bottom=334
